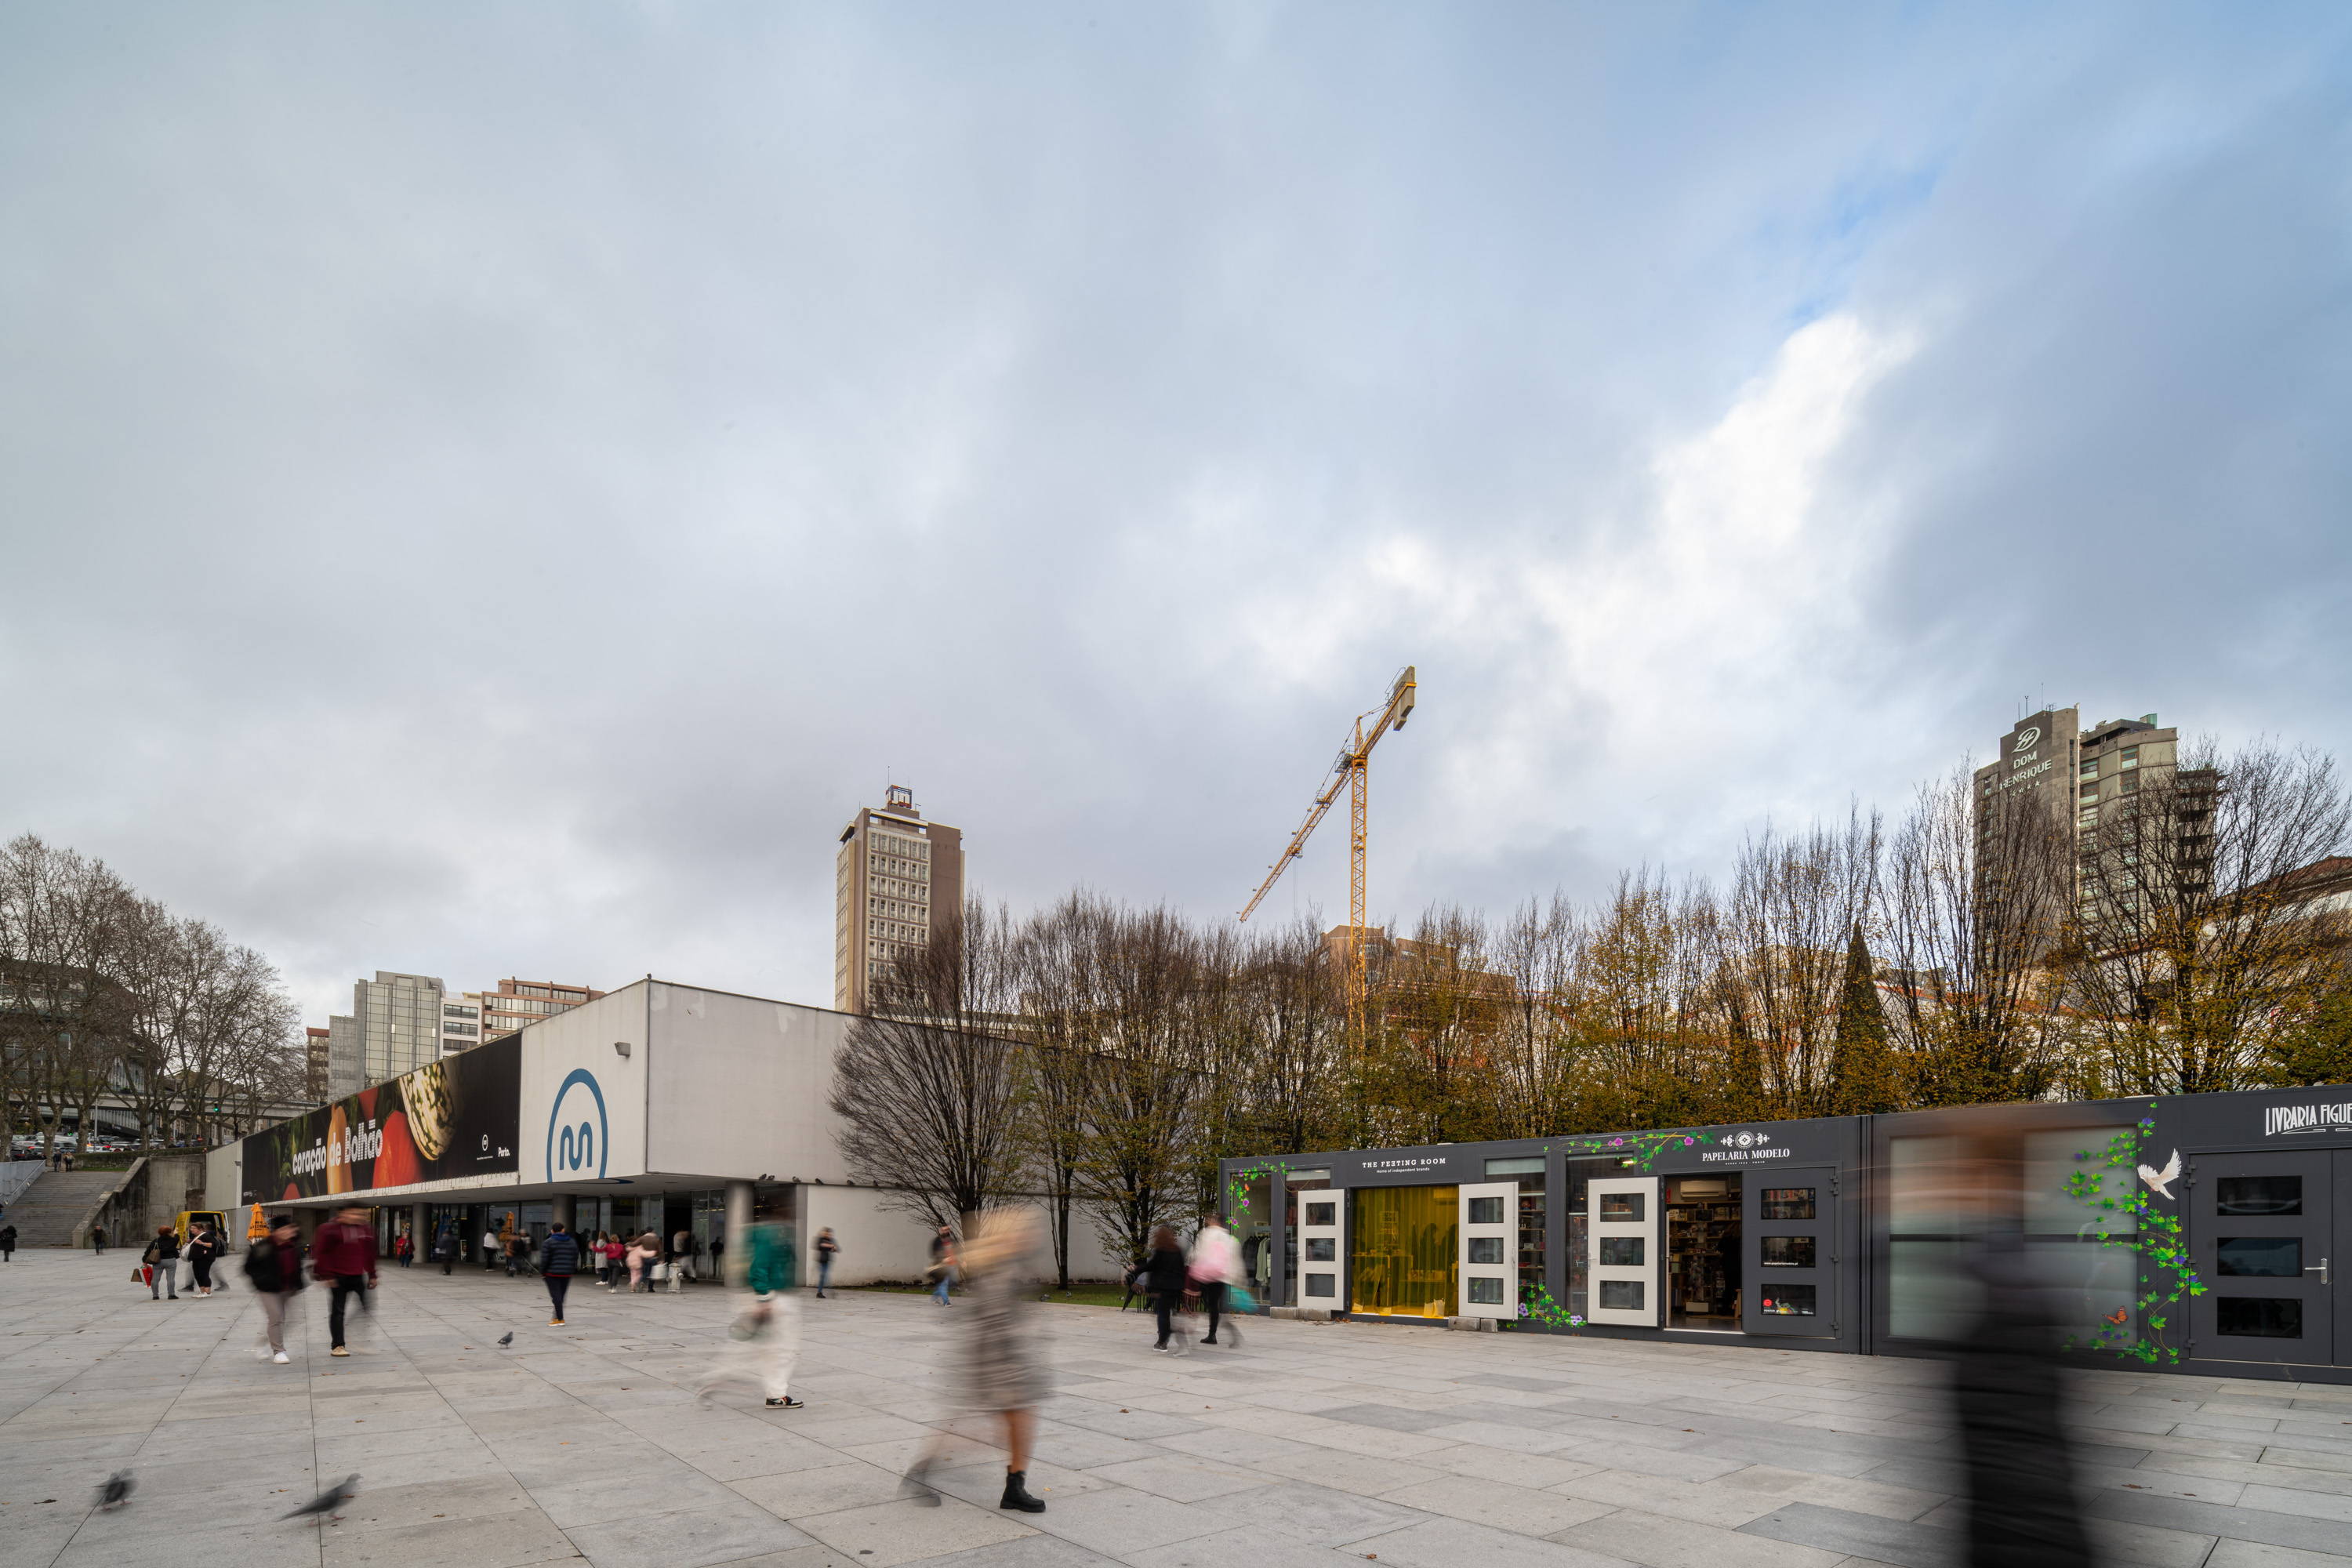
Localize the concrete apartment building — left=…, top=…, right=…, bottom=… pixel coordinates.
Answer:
left=303, top=1025, right=331, bottom=1098
left=834, top=785, right=964, bottom=1014
left=316, top=976, right=604, bottom=1103
left=474, top=978, right=604, bottom=1042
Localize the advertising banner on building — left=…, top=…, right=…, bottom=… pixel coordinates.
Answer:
left=241, top=1036, right=520, bottom=1202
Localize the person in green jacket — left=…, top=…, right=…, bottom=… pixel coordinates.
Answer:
left=696, top=1201, right=803, bottom=1410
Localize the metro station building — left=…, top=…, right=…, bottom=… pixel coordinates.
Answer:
left=1225, top=1082, right=2352, bottom=1384
left=210, top=978, right=1122, bottom=1283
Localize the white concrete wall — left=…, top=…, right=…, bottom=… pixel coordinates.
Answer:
left=800, top=1186, right=938, bottom=1285
left=797, top=1187, right=1130, bottom=1286
left=205, top=1143, right=241, bottom=1219
left=522, top=983, right=652, bottom=1184
left=648, top=985, right=853, bottom=1181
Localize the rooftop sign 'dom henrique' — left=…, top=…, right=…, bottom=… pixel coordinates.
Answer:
left=242, top=1035, right=521, bottom=1201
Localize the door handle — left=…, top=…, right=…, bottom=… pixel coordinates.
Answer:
left=2307, top=1257, right=2330, bottom=1285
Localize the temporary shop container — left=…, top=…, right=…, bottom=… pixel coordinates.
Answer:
left=1219, top=1080, right=2352, bottom=1384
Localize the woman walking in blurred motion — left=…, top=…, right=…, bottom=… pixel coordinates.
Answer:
left=1143, top=1225, right=1189, bottom=1352
left=1944, top=1113, right=2099, bottom=1568
left=693, top=1196, right=801, bottom=1410
left=902, top=1210, right=1049, bottom=1515
left=1188, top=1216, right=1242, bottom=1347
left=630, top=1231, right=660, bottom=1291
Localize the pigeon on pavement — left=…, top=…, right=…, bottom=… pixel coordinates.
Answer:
left=282, top=1475, right=359, bottom=1519
left=497, top=1331, right=514, bottom=1347
left=95, top=1472, right=134, bottom=1509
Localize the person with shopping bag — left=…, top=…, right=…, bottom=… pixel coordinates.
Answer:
left=1186, top=1216, right=1245, bottom=1347
left=142, top=1225, right=181, bottom=1301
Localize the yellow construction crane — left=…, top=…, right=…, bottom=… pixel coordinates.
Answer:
left=1238, top=666, right=1417, bottom=1015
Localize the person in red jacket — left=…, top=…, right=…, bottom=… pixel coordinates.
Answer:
left=312, top=1204, right=379, bottom=1356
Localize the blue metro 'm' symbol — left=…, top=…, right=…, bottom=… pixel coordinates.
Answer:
left=545, top=1069, right=609, bottom=1180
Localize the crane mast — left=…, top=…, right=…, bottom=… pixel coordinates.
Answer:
left=1238, top=666, right=1417, bottom=1022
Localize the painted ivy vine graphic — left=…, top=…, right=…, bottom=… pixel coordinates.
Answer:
left=1519, top=1279, right=1584, bottom=1331
left=1549, top=1127, right=1716, bottom=1169
left=1224, top=1161, right=1289, bottom=1221
left=2064, top=1104, right=2205, bottom=1366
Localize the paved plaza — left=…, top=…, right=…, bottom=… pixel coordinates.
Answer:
left=3, top=1250, right=2351, bottom=1568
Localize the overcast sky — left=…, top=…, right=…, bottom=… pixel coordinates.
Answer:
left=5, top=3, right=2349, bottom=1026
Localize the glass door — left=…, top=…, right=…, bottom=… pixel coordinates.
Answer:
left=1458, top=1182, right=1516, bottom=1321
left=1588, top=1177, right=1658, bottom=1327
left=1744, top=1167, right=1835, bottom=1337
left=2188, top=1150, right=2334, bottom=1367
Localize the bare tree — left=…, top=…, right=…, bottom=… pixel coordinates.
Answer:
left=0, top=836, right=137, bottom=1157
left=1489, top=895, right=1580, bottom=1140
left=1036, top=900, right=1213, bottom=1269
left=1012, top=892, right=1106, bottom=1290
left=2068, top=741, right=2352, bottom=1094
left=1882, top=768, right=2076, bottom=1105
left=829, top=900, right=1030, bottom=1231
left=1707, top=811, right=1882, bottom=1118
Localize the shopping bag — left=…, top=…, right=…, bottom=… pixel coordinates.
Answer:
left=1229, top=1283, right=1258, bottom=1314
left=132, top=1265, right=145, bottom=1283
left=651, top=1261, right=670, bottom=1282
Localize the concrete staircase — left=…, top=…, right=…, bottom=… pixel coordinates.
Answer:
left=5, top=1171, right=120, bottom=1246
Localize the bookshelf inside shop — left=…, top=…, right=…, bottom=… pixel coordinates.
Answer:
left=1666, top=1180, right=1741, bottom=1327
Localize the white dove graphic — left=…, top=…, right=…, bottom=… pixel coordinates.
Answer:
left=2137, top=1148, right=2181, bottom=1200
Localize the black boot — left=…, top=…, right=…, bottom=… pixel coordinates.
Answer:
left=999, top=1469, right=1045, bottom=1513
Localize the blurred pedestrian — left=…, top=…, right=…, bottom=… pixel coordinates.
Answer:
left=242, top=1214, right=306, bottom=1363
left=710, top=1232, right=724, bottom=1283
left=186, top=1221, right=223, bottom=1297
left=1143, top=1225, right=1189, bottom=1352
left=89, top=1222, right=106, bottom=1256
left=670, top=1227, right=693, bottom=1292
left=0, top=1223, right=16, bottom=1261
left=394, top=1231, right=414, bottom=1269
left=143, top=1225, right=180, bottom=1301
left=813, top=1227, right=839, bottom=1298
left=1189, top=1217, right=1242, bottom=1347
left=434, top=1225, right=457, bottom=1275
left=481, top=1225, right=499, bottom=1271
left=539, top=1221, right=580, bottom=1326
left=927, top=1225, right=957, bottom=1305
left=630, top=1230, right=660, bottom=1291
left=1118, top=1247, right=1149, bottom=1312
left=902, top=1209, right=1049, bottom=1514
left=601, top=1232, right=626, bottom=1289
left=694, top=1196, right=801, bottom=1410
left=1941, top=1114, right=2100, bottom=1568
left=313, top=1203, right=378, bottom=1356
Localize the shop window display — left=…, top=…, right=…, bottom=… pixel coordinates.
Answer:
left=1349, top=1185, right=1457, bottom=1319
